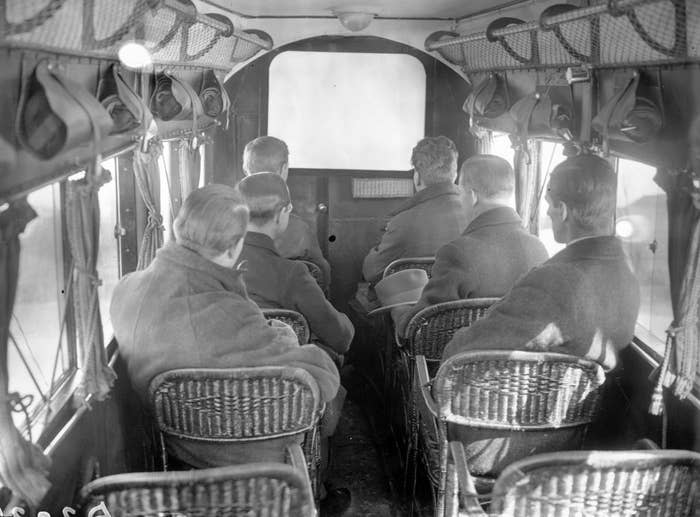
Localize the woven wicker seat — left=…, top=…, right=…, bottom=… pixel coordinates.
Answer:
left=394, top=299, right=497, bottom=507
left=262, top=308, right=310, bottom=344
left=79, top=458, right=316, bottom=517
left=383, top=256, right=435, bottom=279
left=148, top=367, right=323, bottom=498
left=297, top=259, right=328, bottom=295
left=417, top=350, right=606, bottom=515
left=447, top=444, right=700, bottom=517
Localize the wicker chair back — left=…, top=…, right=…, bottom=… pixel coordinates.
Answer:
left=405, top=298, right=499, bottom=361
left=79, top=464, right=316, bottom=517
left=434, top=350, right=605, bottom=429
left=262, top=309, right=310, bottom=344
left=489, top=449, right=700, bottom=517
left=149, top=367, right=322, bottom=441
left=383, top=256, right=435, bottom=279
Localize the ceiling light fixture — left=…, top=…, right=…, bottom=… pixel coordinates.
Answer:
left=334, top=11, right=375, bottom=32
left=118, top=41, right=152, bottom=69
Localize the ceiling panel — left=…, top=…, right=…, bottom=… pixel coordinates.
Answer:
left=202, top=0, right=527, bottom=19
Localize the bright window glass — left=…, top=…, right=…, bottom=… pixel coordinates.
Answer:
left=616, top=158, right=672, bottom=351
left=97, top=157, right=121, bottom=344
left=8, top=184, right=70, bottom=427
left=159, top=141, right=174, bottom=242
left=491, top=133, right=515, bottom=168
left=268, top=51, right=426, bottom=170
left=536, top=142, right=567, bottom=256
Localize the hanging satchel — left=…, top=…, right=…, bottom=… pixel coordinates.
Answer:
left=149, top=72, right=203, bottom=122
left=509, top=86, right=574, bottom=143
left=199, top=69, right=230, bottom=126
left=97, top=64, right=153, bottom=135
left=592, top=71, right=663, bottom=144
left=463, top=73, right=518, bottom=134
left=16, top=60, right=114, bottom=160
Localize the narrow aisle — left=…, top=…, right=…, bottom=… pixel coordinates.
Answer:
left=326, top=366, right=409, bottom=517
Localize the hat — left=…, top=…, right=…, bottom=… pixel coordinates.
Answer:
left=368, top=268, right=429, bottom=315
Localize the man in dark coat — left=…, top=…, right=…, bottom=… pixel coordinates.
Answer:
left=243, top=136, right=331, bottom=284
left=443, top=154, right=641, bottom=371
left=110, top=184, right=339, bottom=468
left=236, top=173, right=354, bottom=358
left=361, top=136, right=469, bottom=284
left=396, top=155, right=548, bottom=337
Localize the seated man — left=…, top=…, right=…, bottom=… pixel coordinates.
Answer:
left=243, top=136, right=331, bottom=284
left=396, top=155, right=548, bottom=337
left=110, top=184, right=340, bottom=468
left=443, top=154, right=641, bottom=371
left=361, top=136, right=469, bottom=285
left=236, top=173, right=354, bottom=359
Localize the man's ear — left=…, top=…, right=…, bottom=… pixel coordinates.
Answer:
left=560, top=201, right=569, bottom=222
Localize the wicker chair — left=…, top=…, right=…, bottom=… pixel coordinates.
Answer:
left=79, top=457, right=316, bottom=517
left=446, top=444, right=700, bottom=517
left=262, top=308, right=310, bottom=344
left=417, top=350, right=606, bottom=516
left=297, top=259, right=328, bottom=295
left=383, top=256, right=435, bottom=279
left=148, top=367, right=324, bottom=499
left=395, top=299, right=498, bottom=501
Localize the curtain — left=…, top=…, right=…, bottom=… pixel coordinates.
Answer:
left=65, top=166, right=116, bottom=408
left=177, top=140, right=201, bottom=202
left=0, top=199, right=51, bottom=509
left=514, top=143, right=541, bottom=234
left=650, top=168, right=700, bottom=413
left=133, top=143, right=164, bottom=270
left=474, top=130, right=494, bottom=154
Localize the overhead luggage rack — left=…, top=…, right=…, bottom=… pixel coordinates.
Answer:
left=426, top=0, right=700, bottom=73
left=0, top=0, right=272, bottom=71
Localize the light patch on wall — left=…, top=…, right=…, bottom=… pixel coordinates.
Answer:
left=268, top=51, right=426, bottom=171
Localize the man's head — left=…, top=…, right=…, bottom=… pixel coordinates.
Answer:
left=546, top=154, right=616, bottom=244
left=173, top=184, right=249, bottom=268
left=243, top=136, right=290, bottom=180
left=459, top=154, right=515, bottom=212
left=411, top=136, right=458, bottom=191
left=235, top=172, right=293, bottom=239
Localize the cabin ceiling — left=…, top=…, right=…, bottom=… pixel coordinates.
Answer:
left=201, top=0, right=529, bottom=19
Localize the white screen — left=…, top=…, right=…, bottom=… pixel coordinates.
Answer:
left=268, top=51, right=426, bottom=171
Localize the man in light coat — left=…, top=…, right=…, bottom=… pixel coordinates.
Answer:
left=396, top=155, right=548, bottom=337
left=110, top=184, right=339, bottom=468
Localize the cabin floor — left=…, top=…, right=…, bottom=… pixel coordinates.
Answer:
left=329, top=366, right=432, bottom=517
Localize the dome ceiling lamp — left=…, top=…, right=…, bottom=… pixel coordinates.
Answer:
left=333, top=10, right=376, bottom=32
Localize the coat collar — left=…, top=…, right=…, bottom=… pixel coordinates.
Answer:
left=550, top=235, right=625, bottom=263
left=244, top=231, right=280, bottom=255
left=156, top=242, right=247, bottom=293
left=389, top=181, right=462, bottom=217
left=464, top=206, right=523, bottom=235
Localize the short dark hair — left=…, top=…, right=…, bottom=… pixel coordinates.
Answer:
left=548, top=154, right=616, bottom=232
left=236, top=172, right=291, bottom=225
left=243, top=136, right=289, bottom=175
left=174, top=184, right=249, bottom=258
left=411, top=136, right=458, bottom=185
left=459, top=154, right=514, bottom=198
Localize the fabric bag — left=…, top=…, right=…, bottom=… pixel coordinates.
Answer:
left=149, top=72, right=203, bottom=122
left=463, top=73, right=518, bottom=134
left=592, top=71, right=663, bottom=144
left=97, top=64, right=153, bottom=135
left=16, top=60, right=114, bottom=160
left=199, top=69, right=230, bottom=124
left=509, top=87, right=574, bottom=142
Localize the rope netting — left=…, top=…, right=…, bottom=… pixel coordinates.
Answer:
left=0, top=0, right=273, bottom=70
left=429, top=0, right=700, bottom=72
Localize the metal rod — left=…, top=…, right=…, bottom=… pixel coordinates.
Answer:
left=161, top=0, right=230, bottom=34
left=426, top=0, right=660, bottom=50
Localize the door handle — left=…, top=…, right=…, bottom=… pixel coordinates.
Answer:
left=317, top=202, right=328, bottom=214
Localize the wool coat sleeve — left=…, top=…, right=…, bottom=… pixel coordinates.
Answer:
left=277, top=215, right=331, bottom=284
left=362, top=215, right=407, bottom=284
left=286, top=262, right=354, bottom=354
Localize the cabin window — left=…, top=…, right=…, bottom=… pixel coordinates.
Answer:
left=8, top=183, right=71, bottom=427
left=267, top=51, right=426, bottom=171
left=491, top=133, right=515, bottom=168
left=96, top=157, right=121, bottom=343
left=536, top=141, right=567, bottom=256
left=616, top=158, right=671, bottom=352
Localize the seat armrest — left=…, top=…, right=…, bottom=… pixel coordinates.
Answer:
left=634, top=438, right=661, bottom=450
left=285, top=443, right=313, bottom=484
left=415, top=355, right=438, bottom=417
left=449, top=441, right=485, bottom=516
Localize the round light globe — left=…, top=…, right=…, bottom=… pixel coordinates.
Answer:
left=118, top=41, right=152, bottom=69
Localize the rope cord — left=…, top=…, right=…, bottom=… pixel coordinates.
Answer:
left=0, top=0, right=68, bottom=36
